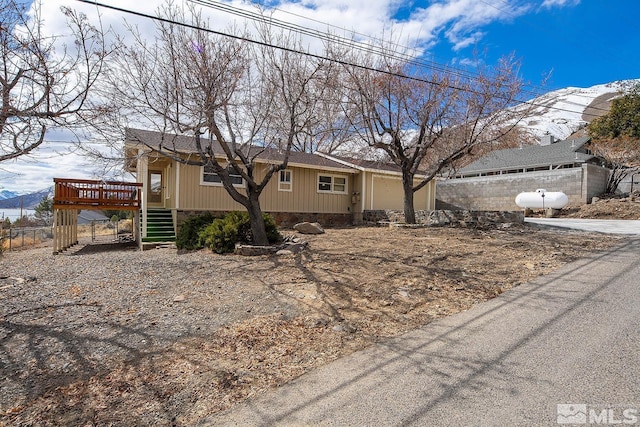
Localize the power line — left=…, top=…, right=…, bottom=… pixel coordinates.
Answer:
left=193, top=0, right=552, bottom=99
left=189, top=0, right=615, bottom=117
left=74, top=0, right=614, bottom=121
left=76, top=0, right=524, bottom=101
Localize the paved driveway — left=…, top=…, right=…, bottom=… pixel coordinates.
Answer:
left=204, top=237, right=640, bottom=426
left=525, top=218, right=640, bottom=234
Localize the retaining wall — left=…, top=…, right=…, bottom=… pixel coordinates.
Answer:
left=363, top=209, right=524, bottom=227
left=436, top=164, right=610, bottom=211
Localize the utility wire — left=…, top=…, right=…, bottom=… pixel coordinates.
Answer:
left=75, top=0, right=615, bottom=119
left=190, top=0, right=615, bottom=117
left=193, top=0, right=551, bottom=99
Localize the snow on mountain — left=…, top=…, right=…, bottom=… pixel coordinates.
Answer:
left=0, top=187, right=53, bottom=209
left=0, top=189, right=19, bottom=200
left=519, top=80, right=638, bottom=141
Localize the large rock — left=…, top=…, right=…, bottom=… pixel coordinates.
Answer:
left=293, top=222, right=325, bottom=235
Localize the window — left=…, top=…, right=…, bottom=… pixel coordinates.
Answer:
left=202, top=164, right=244, bottom=187
left=278, top=169, right=292, bottom=192
left=317, top=174, right=348, bottom=194
left=318, top=175, right=332, bottom=191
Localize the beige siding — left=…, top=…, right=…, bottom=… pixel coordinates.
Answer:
left=368, top=173, right=436, bottom=210
left=177, top=162, right=353, bottom=214
left=164, top=162, right=176, bottom=209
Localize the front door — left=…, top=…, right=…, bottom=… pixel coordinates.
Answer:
left=148, top=170, right=163, bottom=206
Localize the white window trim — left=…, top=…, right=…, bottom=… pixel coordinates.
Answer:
left=201, top=164, right=245, bottom=188
left=317, top=173, right=348, bottom=194
left=278, top=169, right=293, bottom=192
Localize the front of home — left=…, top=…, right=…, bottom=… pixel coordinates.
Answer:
left=124, top=129, right=436, bottom=243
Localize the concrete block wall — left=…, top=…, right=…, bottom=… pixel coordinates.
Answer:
left=616, top=170, right=640, bottom=194
left=582, top=164, right=610, bottom=202
left=436, top=169, right=585, bottom=211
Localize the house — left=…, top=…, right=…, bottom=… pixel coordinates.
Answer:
left=124, top=129, right=436, bottom=242
left=436, top=134, right=610, bottom=211
left=77, top=210, right=110, bottom=225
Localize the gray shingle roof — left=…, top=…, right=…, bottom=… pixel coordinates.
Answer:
left=78, top=210, right=110, bottom=224
left=458, top=136, right=594, bottom=175
left=322, top=154, right=404, bottom=174
left=125, top=128, right=356, bottom=172
left=125, top=128, right=225, bottom=154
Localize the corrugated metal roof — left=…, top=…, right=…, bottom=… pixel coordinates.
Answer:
left=458, top=136, right=594, bottom=174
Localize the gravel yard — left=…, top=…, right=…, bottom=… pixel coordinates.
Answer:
left=0, top=225, right=624, bottom=425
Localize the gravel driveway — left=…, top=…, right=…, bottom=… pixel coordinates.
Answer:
left=0, top=227, right=622, bottom=425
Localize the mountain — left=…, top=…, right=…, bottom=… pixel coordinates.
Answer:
left=0, top=189, right=19, bottom=200
left=0, top=79, right=637, bottom=195
left=0, top=187, right=53, bottom=209
left=519, top=80, right=638, bottom=141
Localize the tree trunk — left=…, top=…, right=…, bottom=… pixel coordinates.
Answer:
left=402, top=173, right=417, bottom=224
left=246, top=193, right=269, bottom=246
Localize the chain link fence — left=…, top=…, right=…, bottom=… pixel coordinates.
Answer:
left=1, top=221, right=135, bottom=253
left=0, top=226, right=53, bottom=252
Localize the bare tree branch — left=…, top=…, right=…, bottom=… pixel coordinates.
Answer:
left=0, top=0, right=109, bottom=162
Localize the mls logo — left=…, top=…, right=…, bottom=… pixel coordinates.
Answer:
left=557, top=404, right=587, bottom=424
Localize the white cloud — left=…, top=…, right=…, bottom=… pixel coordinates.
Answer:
left=541, top=0, right=580, bottom=9
left=2, top=0, right=582, bottom=193
left=0, top=138, right=126, bottom=194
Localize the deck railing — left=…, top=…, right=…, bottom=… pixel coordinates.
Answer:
left=53, top=178, right=142, bottom=210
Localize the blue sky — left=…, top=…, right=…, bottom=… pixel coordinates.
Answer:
left=2, top=0, right=639, bottom=193
left=419, top=0, right=640, bottom=90
left=17, top=0, right=640, bottom=92
left=246, top=0, right=640, bottom=91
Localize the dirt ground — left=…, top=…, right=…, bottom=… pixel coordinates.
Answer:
left=559, top=193, right=640, bottom=219
left=0, top=215, right=627, bottom=425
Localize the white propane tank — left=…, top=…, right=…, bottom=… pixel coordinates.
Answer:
left=515, top=188, right=569, bottom=209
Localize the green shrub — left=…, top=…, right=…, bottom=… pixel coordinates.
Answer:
left=198, top=211, right=281, bottom=254
left=175, top=212, right=217, bottom=250
left=263, top=213, right=281, bottom=244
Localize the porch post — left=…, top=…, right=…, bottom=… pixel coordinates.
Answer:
left=52, top=208, right=59, bottom=254
left=73, top=209, right=79, bottom=245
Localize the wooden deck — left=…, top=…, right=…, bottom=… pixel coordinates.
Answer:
left=52, top=178, right=142, bottom=254
left=53, top=178, right=142, bottom=210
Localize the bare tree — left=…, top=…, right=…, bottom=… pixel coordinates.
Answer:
left=334, top=43, right=530, bottom=223
left=588, top=83, right=640, bottom=193
left=112, top=3, right=336, bottom=245
left=0, top=0, right=107, bottom=162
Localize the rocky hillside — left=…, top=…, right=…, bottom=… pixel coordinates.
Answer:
left=519, top=80, right=638, bottom=141
left=560, top=192, right=640, bottom=220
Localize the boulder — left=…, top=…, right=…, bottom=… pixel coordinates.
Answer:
left=293, top=222, right=325, bottom=235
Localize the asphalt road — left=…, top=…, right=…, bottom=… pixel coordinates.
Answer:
left=204, top=237, right=640, bottom=426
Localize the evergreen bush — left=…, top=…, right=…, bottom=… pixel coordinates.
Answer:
left=175, top=211, right=217, bottom=250
left=198, top=211, right=281, bottom=254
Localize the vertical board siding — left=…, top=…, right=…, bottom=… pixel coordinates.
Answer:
left=369, top=173, right=435, bottom=210
left=178, top=162, right=352, bottom=213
